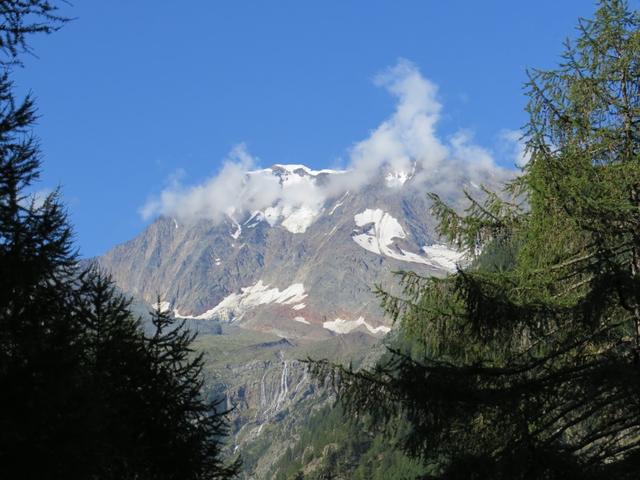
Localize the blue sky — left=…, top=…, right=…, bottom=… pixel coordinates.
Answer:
left=13, top=1, right=617, bottom=257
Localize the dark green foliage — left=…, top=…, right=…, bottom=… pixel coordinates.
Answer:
left=268, top=403, right=430, bottom=480
left=310, top=1, right=640, bottom=478
left=0, top=3, right=239, bottom=479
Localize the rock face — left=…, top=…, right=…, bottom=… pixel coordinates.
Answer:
left=98, top=164, right=466, bottom=339
left=197, top=328, right=381, bottom=479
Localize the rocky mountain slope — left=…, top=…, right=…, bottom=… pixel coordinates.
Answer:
left=197, top=327, right=381, bottom=478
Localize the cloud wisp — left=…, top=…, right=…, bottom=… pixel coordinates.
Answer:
left=499, top=129, right=531, bottom=168
left=141, top=59, right=514, bottom=223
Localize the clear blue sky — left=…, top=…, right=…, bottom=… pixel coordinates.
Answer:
left=12, top=1, right=621, bottom=257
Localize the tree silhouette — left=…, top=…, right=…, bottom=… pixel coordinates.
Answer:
left=0, top=2, right=239, bottom=478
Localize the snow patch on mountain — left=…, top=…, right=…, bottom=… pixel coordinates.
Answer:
left=281, top=205, right=320, bottom=233
left=352, top=209, right=463, bottom=271
left=272, top=164, right=344, bottom=176
left=244, top=211, right=265, bottom=228
left=260, top=203, right=320, bottom=233
left=175, top=280, right=307, bottom=322
left=293, top=316, right=310, bottom=325
left=323, top=317, right=391, bottom=335
left=328, top=191, right=349, bottom=215
left=229, top=215, right=242, bottom=239
left=385, top=171, right=410, bottom=187
left=353, top=209, right=405, bottom=256
left=422, top=244, right=465, bottom=272
left=384, top=162, right=416, bottom=187
left=352, top=233, right=382, bottom=255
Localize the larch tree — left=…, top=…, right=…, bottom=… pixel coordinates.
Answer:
left=310, top=1, right=640, bottom=479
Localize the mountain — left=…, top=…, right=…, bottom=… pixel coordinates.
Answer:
left=99, top=163, right=464, bottom=340
left=96, top=163, right=473, bottom=478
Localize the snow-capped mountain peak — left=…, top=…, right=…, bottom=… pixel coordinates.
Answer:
left=271, top=164, right=344, bottom=176
left=383, top=160, right=416, bottom=187
left=242, top=164, right=347, bottom=234
left=99, top=161, right=476, bottom=341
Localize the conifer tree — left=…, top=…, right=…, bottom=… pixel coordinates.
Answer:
left=0, top=2, right=239, bottom=478
left=0, top=4, right=78, bottom=475
left=139, top=304, right=241, bottom=480
left=311, top=1, right=640, bottom=478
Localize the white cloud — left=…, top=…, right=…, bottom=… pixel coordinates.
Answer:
left=329, top=59, right=511, bottom=199
left=140, top=144, right=276, bottom=222
left=141, top=59, right=513, bottom=224
left=328, top=59, right=448, bottom=193
left=499, top=129, right=531, bottom=168
left=140, top=143, right=327, bottom=223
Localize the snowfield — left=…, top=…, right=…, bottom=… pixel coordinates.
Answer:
left=323, top=317, right=391, bottom=335
left=352, top=208, right=464, bottom=272
left=175, top=280, right=308, bottom=322
left=421, top=244, right=465, bottom=272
